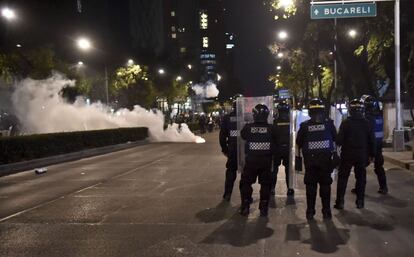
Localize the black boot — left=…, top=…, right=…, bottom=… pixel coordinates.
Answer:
left=287, top=188, right=295, bottom=196
left=223, top=193, right=231, bottom=202
left=306, top=184, right=317, bottom=220
left=239, top=200, right=250, bottom=216
left=306, top=209, right=316, bottom=220
left=356, top=199, right=364, bottom=209
left=378, top=187, right=388, bottom=195
left=259, top=200, right=269, bottom=217
left=322, top=209, right=332, bottom=220
left=334, top=199, right=344, bottom=210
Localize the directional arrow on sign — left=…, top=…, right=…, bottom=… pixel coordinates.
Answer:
left=314, top=9, right=319, bottom=16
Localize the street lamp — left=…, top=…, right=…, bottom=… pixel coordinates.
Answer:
left=277, top=65, right=282, bottom=70
left=217, top=74, right=222, bottom=81
left=77, top=61, right=84, bottom=66
left=127, top=59, right=134, bottom=66
left=187, top=64, right=192, bottom=70
left=279, top=0, right=294, bottom=8
left=77, top=38, right=92, bottom=51
left=1, top=7, right=16, bottom=20
left=348, top=29, right=357, bottom=39
left=277, top=52, right=284, bottom=58
left=158, top=68, right=165, bottom=75
left=16, top=44, right=22, bottom=48
left=176, top=75, right=182, bottom=81
left=278, top=30, right=288, bottom=40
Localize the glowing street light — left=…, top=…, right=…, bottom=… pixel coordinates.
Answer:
left=1, top=7, right=16, bottom=20
left=158, top=68, right=165, bottom=75
left=278, top=30, right=288, bottom=40
left=176, top=75, right=182, bottom=81
left=187, top=64, right=192, bottom=70
left=277, top=65, right=282, bottom=70
left=77, top=38, right=92, bottom=50
left=348, top=29, right=357, bottom=39
left=78, top=61, right=84, bottom=66
left=277, top=52, right=284, bottom=58
left=217, top=74, right=222, bottom=81
left=127, top=59, right=134, bottom=66
left=16, top=44, right=22, bottom=48
left=279, top=0, right=294, bottom=8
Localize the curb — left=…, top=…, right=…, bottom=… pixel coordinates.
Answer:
left=0, top=139, right=149, bottom=177
left=383, top=154, right=414, bottom=172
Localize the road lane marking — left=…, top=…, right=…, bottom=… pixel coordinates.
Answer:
left=0, top=149, right=182, bottom=223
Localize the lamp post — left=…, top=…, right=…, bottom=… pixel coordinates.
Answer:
left=76, top=37, right=109, bottom=105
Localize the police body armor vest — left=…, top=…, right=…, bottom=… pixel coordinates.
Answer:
left=228, top=112, right=238, bottom=145
left=274, top=117, right=290, bottom=147
left=245, top=123, right=272, bottom=156
left=371, top=115, right=384, bottom=141
left=302, top=120, right=334, bottom=155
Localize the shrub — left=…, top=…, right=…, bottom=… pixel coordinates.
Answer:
left=0, top=127, right=148, bottom=164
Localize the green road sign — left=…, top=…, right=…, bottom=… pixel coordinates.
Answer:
left=311, top=3, right=377, bottom=19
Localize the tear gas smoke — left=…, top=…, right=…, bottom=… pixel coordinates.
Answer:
left=11, top=73, right=205, bottom=143
left=191, top=80, right=219, bottom=98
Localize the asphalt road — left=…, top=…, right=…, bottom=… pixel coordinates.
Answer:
left=1, top=132, right=414, bottom=257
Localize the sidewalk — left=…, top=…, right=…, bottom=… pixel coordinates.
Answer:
left=383, top=148, right=414, bottom=171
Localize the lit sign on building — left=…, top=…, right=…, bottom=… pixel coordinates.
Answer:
left=200, top=11, right=208, bottom=30
left=202, top=37, right=209, bottom=48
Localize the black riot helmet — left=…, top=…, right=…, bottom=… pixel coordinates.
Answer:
left=308, top=98, right=326, bottom=122
left=361, top=95, right=380, bottom=116
left=253, top=104, right=270, bottom=123
left=277, top=100, right=290, bottom=120
left=349, top=98, right=365, bottom=118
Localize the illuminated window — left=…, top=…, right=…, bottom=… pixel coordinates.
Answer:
left=200, top=11, right=208, bottom=30
left=171, top=11, right=175, bottom=17
left=171, top=26, right=176, bottom=32
left=202, top=37, right=209, bottom=48
left=180, top=47, right=186, bottom=53
left=172, top=33, right=177, bottom=39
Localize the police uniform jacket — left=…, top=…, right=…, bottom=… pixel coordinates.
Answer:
left=296, top=118, right=337, bottom=158
left=337, top=116, right=375, bottom=161
left=219, top=111, right=238, bottom=154
left=272, top=117, right=290, bottom=155
left=241, top=121, right=273, bottom=156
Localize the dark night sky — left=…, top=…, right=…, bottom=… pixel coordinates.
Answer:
left=226, top=0, right=276, bottom=97
left=2, top=0, right=279, bottom=96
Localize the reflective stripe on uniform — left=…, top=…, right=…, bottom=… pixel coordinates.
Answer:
left=249, top=142, right=271, bottom=150
left=308, top=140, right=331, bottom=150
left=230, top=130, right=239, bottom=137
left=375, top=131, right=384, bottom=139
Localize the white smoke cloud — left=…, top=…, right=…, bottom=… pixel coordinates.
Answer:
left=11, top=73, right=205, bottom=143
left=192, top=80, right=219, bottom=98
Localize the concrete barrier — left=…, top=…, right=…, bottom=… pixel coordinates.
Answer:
left=0, top=139, right=149, bottom=177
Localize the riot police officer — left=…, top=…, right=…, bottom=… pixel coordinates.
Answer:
left=219, top=101, right=239, bottom=201
left=271, top=100, right=294, bottom=196
left=334, top=99, right=375, bottom=209
left=296, top=99, right=337, bottom=220
left=239, top=104, right=273, bottom=217
left=362, top=95, right=388, bottom=194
